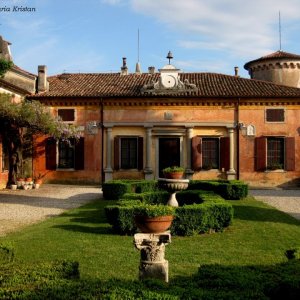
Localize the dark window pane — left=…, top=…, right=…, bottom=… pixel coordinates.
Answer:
left=121, top=138, right=138, bottom=169
left=266, top=109, right=285, bottom=122
left=58, top=139, right=75, bottom=168
left=58, top=109, right=75, bottom=121
left=267, top=138, right=284, bottom=169
left=202, top=138, right=219, bottom=169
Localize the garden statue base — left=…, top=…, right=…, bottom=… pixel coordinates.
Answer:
left=158, top=178, right=189, bottom=207
left=134, top=232, right=171, bottom=283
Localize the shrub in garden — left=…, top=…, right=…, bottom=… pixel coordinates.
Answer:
left=102, top=180, right=131, bottom=200
left=121, top=191, right=169, bottom=204
left=171, top=202, right=233, bottom=236
left=188, top=180, right=248, bottom=200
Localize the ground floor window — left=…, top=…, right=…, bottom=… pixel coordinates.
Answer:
left=192, top=136, right=229, bottom=171
left=267, top=137, right=284, bottom=170
left=202, top=138, right=220, bottom=169
left=46, top=137, right=84, bottom=170
left=255, top=136, right=295, bottom=171
left=120, top=137, right=138, bottom=169
left=114, top=136, right=143, bottom=170
left=58, top=139, right=75, bottom=169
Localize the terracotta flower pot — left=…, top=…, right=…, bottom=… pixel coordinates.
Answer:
left=35, top=179, right=42, bottom=185
left=135, top=215, right=174, bottom=233
left=164, top=172, right=184, bottom=179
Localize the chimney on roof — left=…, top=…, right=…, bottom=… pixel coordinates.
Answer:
left=148, top=66, right=155, bottom=74
left=121, top=57, right=128, bottom=75
left=37, top=65, right=49, bottom=92
left=234, top=66, right=239, bottom=77
left=0, top=36, right=12, bottom=61
left=135, top=62, right=141, bottom=74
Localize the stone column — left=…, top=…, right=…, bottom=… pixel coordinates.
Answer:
left=185, top=127, right=194, bottom=179
left=104, top=126, right=113, bottom=181
left=227, top=127, right=236, bottom=180
left=144, top=126, right=154, bottom=180
left=134, top=232, right=171, bottom=283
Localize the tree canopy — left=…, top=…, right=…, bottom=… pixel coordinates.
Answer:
left=0, top=93, right=80, bottom=140
left=0, top=58, right=13, bottom=77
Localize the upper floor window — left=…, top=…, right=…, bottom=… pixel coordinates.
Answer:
left=265, top=108, right=285, bottom=123
left=58, top=109, right=75, bottom=122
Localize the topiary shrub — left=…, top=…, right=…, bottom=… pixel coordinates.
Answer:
left=102, top=180, right=131, bottom=200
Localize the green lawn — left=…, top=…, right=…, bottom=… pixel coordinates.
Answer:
left=1, top=196, right=300, bottom=299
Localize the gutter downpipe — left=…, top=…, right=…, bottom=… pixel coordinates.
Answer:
left=100, top=97, right=104, bottom=185
left=236, top=97, right=240, bottom=180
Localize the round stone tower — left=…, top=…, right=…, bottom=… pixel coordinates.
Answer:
left=244, top=50, right=300, bottom=88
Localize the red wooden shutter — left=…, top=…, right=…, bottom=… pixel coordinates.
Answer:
left=75, top=137, right=84, bottom=170
left=191, top=136, right=202, bottom=170
left=114, top=136, right=120, bottom=170
left=285, top=137, right=295, bottom=171
left=255, top=137, right=267, bottom=171
left=45, top=138, right=57, bottom=170
left=220, top=137, right=230, bottom=171
left=138, top=137, right=144, bottom=170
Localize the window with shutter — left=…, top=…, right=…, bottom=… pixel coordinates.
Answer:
left=75, top=137, right=84, bottom=170
left=202, top=138, right=219, bottom=169
left=58, top=138, right=75, bottom=169
left=45, top=138, right=57, bottom=170
left=191, top=136, right=202, bottom=170
left=255, top=137, right=267, bottom=171
left=285, top=137, right=295, bottom=171
left=220, top=137, right=230, bottom=171
left=114, top=136, right=143, bottom=170
left=267, top=137, right=284, bottom=170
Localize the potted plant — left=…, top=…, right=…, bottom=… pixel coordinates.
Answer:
left=34, top=174, right=43, bottom=185
left=134, top=204, right=175, bottom=233
left=162, top=166, right=185, bottom=179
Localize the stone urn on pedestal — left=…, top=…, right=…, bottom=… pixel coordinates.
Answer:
left=158, top=166, right=189, bottom=207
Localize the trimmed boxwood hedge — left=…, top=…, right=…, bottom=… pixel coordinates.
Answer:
left=103, top=180, right=159, bottom=200
left=188, top=180, right=248, bottom=200
left=105, top=190, right=233, bottom=236
left=121, top=191, right=169, bottom=204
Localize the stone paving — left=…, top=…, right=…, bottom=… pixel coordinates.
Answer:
left=249, top=189, right=300, bottom=221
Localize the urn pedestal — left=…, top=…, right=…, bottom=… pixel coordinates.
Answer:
left=158, top=178, right=189, bottom=207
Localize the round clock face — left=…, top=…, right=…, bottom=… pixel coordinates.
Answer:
left=161, top=75, right=176, bottom=88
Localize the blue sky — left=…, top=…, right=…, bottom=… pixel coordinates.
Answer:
left=1, top=0, right=300, bottom=78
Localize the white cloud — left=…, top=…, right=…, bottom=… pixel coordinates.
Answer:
left=129, top=0, right=300, bottom=58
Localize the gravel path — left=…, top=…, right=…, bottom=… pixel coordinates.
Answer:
left=0, top=184, right=102, bottom=236
left=249, top=189, right=300, bottom=221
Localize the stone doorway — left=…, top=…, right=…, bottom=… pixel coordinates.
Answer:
left=158, top=138, right=180, bottom=177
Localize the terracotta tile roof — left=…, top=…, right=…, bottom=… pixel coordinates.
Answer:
left=244, top=50, right=300, bottom=70
left=29, top=72, right=300, bottom=99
